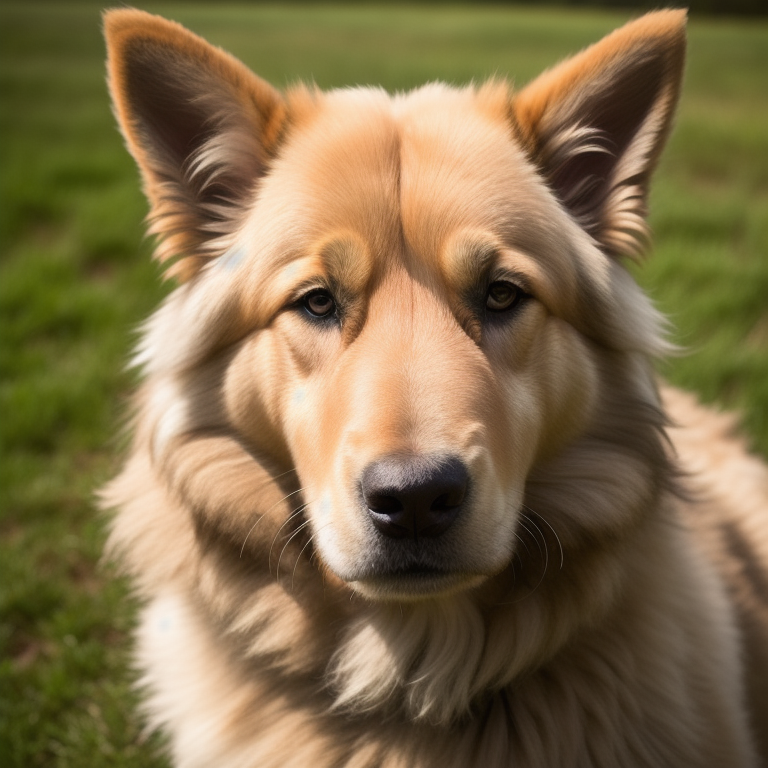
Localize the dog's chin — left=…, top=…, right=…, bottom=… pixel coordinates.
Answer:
left=349, top=569, right=486, bottom=602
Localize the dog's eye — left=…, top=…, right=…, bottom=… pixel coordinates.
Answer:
left=302, top=289, right=336, bottom=318
left=485, top=281, right=522, bottom=313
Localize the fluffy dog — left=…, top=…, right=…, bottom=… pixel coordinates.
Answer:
left=102, top=8, right=768, bottom=766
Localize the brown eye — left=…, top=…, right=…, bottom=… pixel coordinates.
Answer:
left=485, top=281, right=521, bottom=313
left=303, top=289, right=336, bottom=318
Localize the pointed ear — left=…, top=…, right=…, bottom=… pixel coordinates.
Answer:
left=104, top=9, right=286, bottom=280
left=513, top=10, right=686, bottom=260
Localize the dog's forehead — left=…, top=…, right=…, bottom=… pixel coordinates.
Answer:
left=278, top=85, right=566, bottom=264
left=236, top=83, right=592, bottom=319
left=396, top=84, right=554, bottom=261
left=276, top=87, right=403, bottom=253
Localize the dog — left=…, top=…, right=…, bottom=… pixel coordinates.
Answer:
left=102, top=8, right=768, bottom=766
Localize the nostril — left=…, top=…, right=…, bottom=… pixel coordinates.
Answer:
left=366, top=494, right=403, bottom=514
left=431, top=491, right=462, bottom=512
left=361, top=455, right=469, bottom=540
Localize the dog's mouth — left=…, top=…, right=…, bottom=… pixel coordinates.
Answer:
left=350, top=564, right=485, bottom=600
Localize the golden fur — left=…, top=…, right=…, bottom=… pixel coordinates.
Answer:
left=102, top=8, right=768, bottom=766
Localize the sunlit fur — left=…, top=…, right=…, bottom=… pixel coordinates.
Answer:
left=102, top=8, right=768, bottom=767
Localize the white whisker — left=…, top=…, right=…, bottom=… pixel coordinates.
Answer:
left=240, top=485, right=305, bottom=558
left=292, top=521, right=333, bottom=593
left=523, top=505, right=564, bottom=569
left=267, top=499, right=309, bottom=572
left=276, top=511, right=312, bottom=582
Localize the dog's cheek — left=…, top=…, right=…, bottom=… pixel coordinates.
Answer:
left=220, top=325, right=360, bottom=575
left=223, top=331, right=297, bottom=465
left=531, top=319, right=599, bottom=462
left=483, top=307, right=549, bottom=474
left=483, top=312, right=597, bottom=482
left=225, top=315, right=342, bottom=437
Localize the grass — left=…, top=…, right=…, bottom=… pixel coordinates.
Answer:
left=1, top=3, right=766, bottom=765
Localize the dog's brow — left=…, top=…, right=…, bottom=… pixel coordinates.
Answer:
left=319, top=235, right=372, bottom=294
left=442, top=238, right=500, bottom=290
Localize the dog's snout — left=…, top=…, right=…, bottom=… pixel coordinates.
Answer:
left=361, top=455, right=468, bottom=539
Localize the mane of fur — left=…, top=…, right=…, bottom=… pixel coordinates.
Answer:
left=101, top=9, right=764, bottom=767
left=104, top=283, right=678, bottom=728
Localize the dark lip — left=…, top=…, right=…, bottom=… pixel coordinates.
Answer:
left=356, top=566, right=462, bottom=588
left=348, top=562, right=454, bottom=581
left=383, top=566, right=450, bottom=578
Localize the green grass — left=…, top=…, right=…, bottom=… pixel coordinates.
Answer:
left=1, top=3, right=766, bottom=765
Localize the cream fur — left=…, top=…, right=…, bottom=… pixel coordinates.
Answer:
left=102, top=8, right=767, bottom=767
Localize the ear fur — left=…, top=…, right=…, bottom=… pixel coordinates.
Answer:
left=513, top=10, right=686, bottom=260
left=104, top=9, right=286, bottom=280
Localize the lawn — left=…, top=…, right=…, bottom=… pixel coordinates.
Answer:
left=1, top=3, right=766, bottom=765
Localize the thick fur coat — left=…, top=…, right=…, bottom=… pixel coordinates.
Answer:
left=102, top=9, right=768, bottom=766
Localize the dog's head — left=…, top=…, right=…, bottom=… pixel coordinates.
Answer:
left=106, top=10, right=685, bottom=602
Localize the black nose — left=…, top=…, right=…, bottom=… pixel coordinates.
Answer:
left=361, top=455, right=468, bottom=540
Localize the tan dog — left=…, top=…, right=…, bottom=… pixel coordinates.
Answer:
left=103, top=8, right=768, bottom=766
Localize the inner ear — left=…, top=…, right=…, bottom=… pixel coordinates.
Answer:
left=544, top=52, right=668, bottom=214
left=122, top=40, right=225, bottom=172
left=513, top=10, right=686, bottom=260
left=105, top=9, right=286, bottom=280
left=121, top=39, right=265, bottom=224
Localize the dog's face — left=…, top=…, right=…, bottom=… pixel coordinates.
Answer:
left=223, top=87, right=605, bottom=599
left=106, top=10, right=685, bottom=601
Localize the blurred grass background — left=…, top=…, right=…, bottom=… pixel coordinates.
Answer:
left=0, top=2, right=766, bottom=765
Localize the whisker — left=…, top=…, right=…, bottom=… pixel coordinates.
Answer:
left=511, top=532, right=527, bottom=570
left=519, top=517, right=549, bottom=598
left=291, top=533, right=316, bottom=592
left=520, top=518, right=548, bottom=576
left=240, top=486, right=305, bottom=558
left=516, top=520, right=538, bottom=560
left=271, top=467, right=299, bottom=482
left=268, top=499, right=310, bottom=572
left=291, top=521, right=332, bottom=593
left=249, top=466, right=299, bottom=494
left=523, top=505, right=564, bottom=569
left=276, top=512, right=312, bottom=582
left=493, top=512, right=552, bottom=606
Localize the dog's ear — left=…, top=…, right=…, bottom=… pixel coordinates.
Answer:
left=105, top=9, right=286, bottom=280
left=514, top=10, right=686, bottom=260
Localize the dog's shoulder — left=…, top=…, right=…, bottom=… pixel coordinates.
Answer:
left=664, top=385, right=768, bottom=752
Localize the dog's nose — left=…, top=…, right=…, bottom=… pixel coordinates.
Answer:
left=361, top=455, right=468, bottom=539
